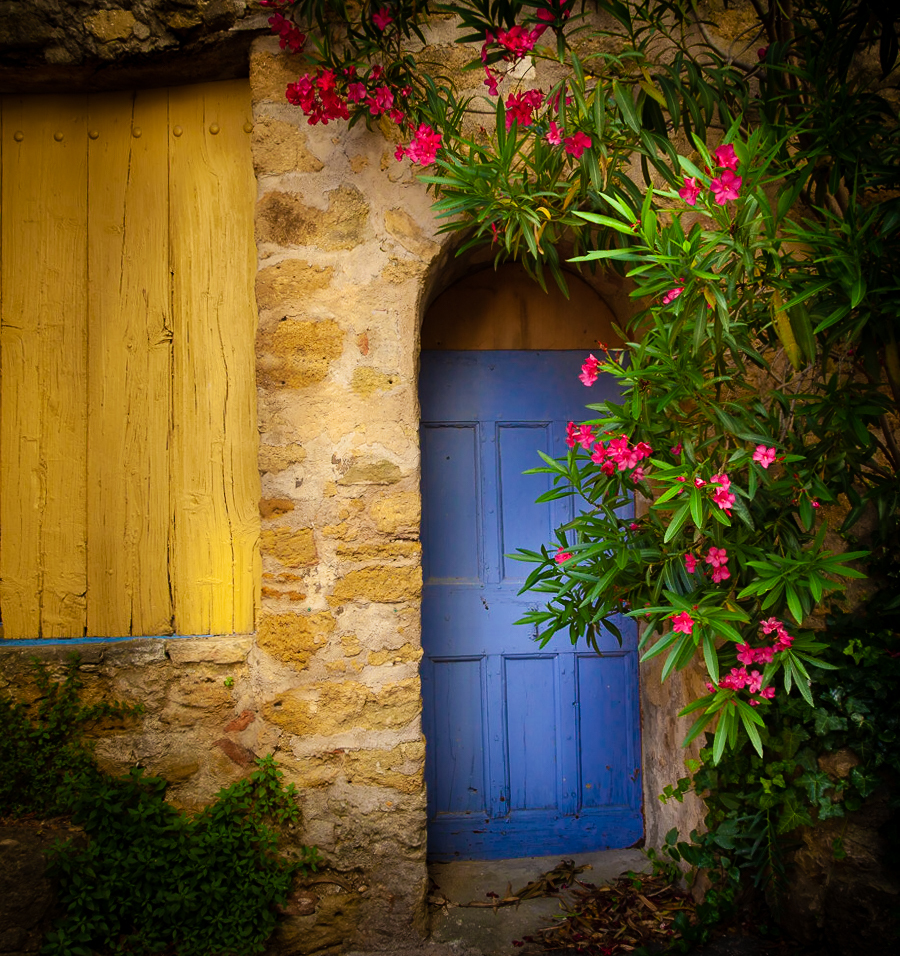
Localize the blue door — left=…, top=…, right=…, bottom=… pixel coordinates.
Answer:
left=420, top=350, right=642, bottom=861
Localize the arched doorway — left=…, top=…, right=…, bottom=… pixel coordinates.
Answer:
left=419, top=264, right=643, bottom=860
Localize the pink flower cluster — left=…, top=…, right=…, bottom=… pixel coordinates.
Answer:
left=372, top=7, right=393, bottom=30
left=678, top=144, right=743, bottom=207
left=661, top=284, right=683, bottom=305
left=286, top=69, right=350, bottom=125
left=706, top=546, right=730, bottom=582
left=505, top=89, right=544, bottom=129
left=395, top=124, right=443, bottom=165
left=709, top=473, right=736, bottom=514
left=268, top=12, right=306, bottom=53
left=715, top=668, right=774, bottom=702
left=554, top=545, right=573, bottom=563
left=671, top=611, right=695, bottom=634
left=579, top=353, right=600, bottom=385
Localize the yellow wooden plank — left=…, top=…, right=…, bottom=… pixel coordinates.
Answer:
left=168, top=81, right=260, bottom=634
left=86, top=90, right=173, bottom=636
left=0, top=96, right=88, bottom=638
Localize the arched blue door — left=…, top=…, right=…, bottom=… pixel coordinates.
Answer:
left=420, top=350, right=642, bottom=861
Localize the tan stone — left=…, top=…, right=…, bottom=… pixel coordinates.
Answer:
left=250, top=51, right=300, bottom=104
left=149, top=758, right=200, bottom=784
left=260, top=443, right=306, bottom=473
left=264, top=678, right=421, bottom=735
left=260, top=498, right=295, bottom=519
left=256, top=260, right=333, bottom=311
left=160, top=677, right=234, bottom=726
left=332, top=567, right=422, bottom=604
left=341, top=635, right=363, bottom=657
left=384, top=208, right=440, bottom=259
left=321, top=521, right=359, bottom=541
left=336, top=541, right=421, bottom=561
left=262, top=527, right=317, bottom=566
left=337, top=459, right=403, bottom=485
left=86, top=10, right=137, bottom=42
left=369, top=492, right=420, bottom=535
left=252, top=116, right=324, bottom=176
left=256, top=186, right=370, bottom=251
left=257, top=318, right=344, bottom=389
left=381, top=258, right=428, bottom=283
left=351, top=366, right=400, bottom=397
left=368, top=644, right=422, bottom=666
left=258, top=612, right=335, bottom=669
left=165, top=637, right=253, bottom=665
left=344, top=742, right=426, bottom=794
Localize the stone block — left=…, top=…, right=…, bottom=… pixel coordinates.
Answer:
left=86, top=9, right=136, bottom=42
left=258, top=611, right=336, bottom=669
left=336, top=459, right=403, bottom=486
left=261, top=527, right=318, bottom=566
left=260, top=443, right=306, bottom=473
left=165, top=636, right=253, bottom=665
left=351, top=366, right=399, bottom=398
left=331, top=567, right=422, bottom=604
left=257, top=318, right=344, bottom=389
left=336, top=541, right=421, bottom=561
left=256, top=259, right=333, bottom=311
left=384, top=208, right=440, bottom=259
left=368, top=491, right=420, bottom=535
left=250, top=50, right=300, bottom=104
left=260, top=498, right=295, bottom=519
left=367, top=644, right=422, bottom=666
left=252, top=115, right=324, bottom=175
left=256, top=186, right=370, bottom=251
left=264, top=678, right=421, bottom=735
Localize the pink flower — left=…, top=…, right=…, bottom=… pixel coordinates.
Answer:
left=579, top=353, right=599, bottom=386
left=706, top=546, right=728, bottom=568
left=564, top=131, right=592, bottom=158
left=600, top=460, right=616, bottom=476
left=710, top=169, right=742, bottom=204
left=746, top=670, right=763, bottom=694
left=719, top=667, right=749, bottom=690
left=505, top=89, right=544, bottom=129
left=671, top=443, right=683, bottom=456
left=712, top=487, right=736, bottom=513
left=631, top=465, right=646, bottom=482
left=694, top=477, right=707, bottom=488
left=367, top=85, right=394, bottom=115
left=484, top=67, right=500, bottom=96
left=574, top=424, right=594, bottom=449
left=661, top=286, right=684, bottom=305
left=590, top=441, right=607, bottom=463
left=760, top=617, right=783, bottom=635
left=497, top=24, right=540, bottom=58
left=347, top=81, right=367, bottom=102
left=710, top=473, right=731, bottom=492
left=713, top=144, right=740, bottom=171
left=546, top=120, right=564, bottom=146
left=397, top=123, right=442, bottom=165
left=685, top=554, right=697, bottom=574
left=269, top=12, right=307, bottom=53
left=554, top=546, right=573, bottom=564
left=678, top=176, right=702, bottom=205
left=711, top=565, right=730, bottom=583
left=372, top=7, right=393, bottom=30
left=671, top=611, right=695, bottom=635
left=759, top=686, right=775, bottom=700
left=736, top=643, right=755, bottom=665
left=753, top=445, right=776, bottom=469
left=565, top=421, right=577, bottom=449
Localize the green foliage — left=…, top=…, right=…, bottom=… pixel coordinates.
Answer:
left=0, top=655, right=141, bottom=816
left=45, top=758, right=320, bottom=956
left=1, top=657, right=320, bottom=956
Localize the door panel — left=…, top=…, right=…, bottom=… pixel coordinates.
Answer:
left=420, top=350, right=642, bottom=860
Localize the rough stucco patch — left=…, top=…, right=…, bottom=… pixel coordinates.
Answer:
left=252, top=115, right=324, bottom=176
left=260, top=443, right=306, bottom=473
left=336, top=459, right=402, bottom=485
left=264, top=678, right=421, bottom=735
left=331, top=567, right=422, bottom=604
left=256, top=259, right=333, bottom=311
left=369, top=492, right=419, bottom=535
left=344, top=741, right=425, bottom=793
left=256, top=186, right=371, bottom=250
left=258, top=612, right=336, bottom=669
left=351, top=366, right=399, bottom=398
left=261, top=527, right=318, bottom=566
left=257, top=318, right=344, bottom=389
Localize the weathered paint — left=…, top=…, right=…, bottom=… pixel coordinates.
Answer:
left=0, top=82, right=259, bottom=638
left=420, top=351, right=642, bottom=859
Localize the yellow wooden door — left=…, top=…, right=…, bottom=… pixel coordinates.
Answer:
left=0, top=81, right=259, bottom=639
